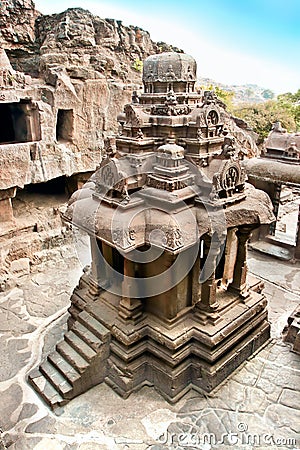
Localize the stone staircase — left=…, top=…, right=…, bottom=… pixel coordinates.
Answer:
left=28, top=310, right=111, bottom=410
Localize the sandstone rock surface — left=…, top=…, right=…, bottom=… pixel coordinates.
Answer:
left=0, top=2, right=259, bottom=201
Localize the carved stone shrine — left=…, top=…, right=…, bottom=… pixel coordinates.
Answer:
left=244, top=122, right=300, bottom=260
left=29, top=52, right=275, bottom=409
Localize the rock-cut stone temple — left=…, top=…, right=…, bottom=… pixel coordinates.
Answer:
left=29, top=52, right=275, bottom=409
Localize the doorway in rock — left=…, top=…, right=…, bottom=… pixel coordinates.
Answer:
left=56, top=109, right=74, bottom=142
left=0, top=100, right=41, bottom=144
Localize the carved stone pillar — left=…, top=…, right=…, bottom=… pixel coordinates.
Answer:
left=88, top=238, right=106, bottom=297
left=269, top=183, right=281, bottom=235
left=222, top=227, right=238, bottom=287
left=118, top=257, right=143, bottom=323
left=191, top=251, right=201, bottom=306
left=202, top=235, right=222, bottom=310
left=194, top=235, right=221, bottom=323
left=230, top=226, right=253, bottom=298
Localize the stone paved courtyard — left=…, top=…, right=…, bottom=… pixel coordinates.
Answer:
left=0, top=244, right=299, bottom=450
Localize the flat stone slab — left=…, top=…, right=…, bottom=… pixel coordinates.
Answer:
left=250, top=241, right=294, bottom=260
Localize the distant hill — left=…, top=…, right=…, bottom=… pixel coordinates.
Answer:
left=198, top=77, right=275, bottom=105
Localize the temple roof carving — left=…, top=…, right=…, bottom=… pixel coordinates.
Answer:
left=143, top=52, right=196, bottom=83
left=263, top=121, right=300, bottom=162
left=64, top=52, right=275, bottom=253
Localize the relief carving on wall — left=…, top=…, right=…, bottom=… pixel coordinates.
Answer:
left=164, top=227, right=183, bottom=250
left=112, top=228, right=136, bottom=247
left=210, top=159, right=246, bottom=200
left=204, top=105, right=220, bottom=126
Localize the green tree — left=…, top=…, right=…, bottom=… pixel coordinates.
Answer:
left=277, top=89, right=300, bottom=130
left=232, top=89, right=299, bottom=142
left=214, top=86, right=234, bottom=109
left=132, top=58, right=143, bottom=72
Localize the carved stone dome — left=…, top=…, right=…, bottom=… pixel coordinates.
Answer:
left=143, top=52, right=197, bottom=83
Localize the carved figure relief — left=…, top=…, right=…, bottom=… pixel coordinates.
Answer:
left=96, top=159, right=130, bottom=202
left=221, top=136, right=236, bottom=158
left=165, top=90, right=177, bottom=106
left=136, top=128, right=144, bottom=139
left=203, top=90, right=218, bottom=104
left=285, top=142, right=299, bottom=159
left=165, top=64, right=177, bottom=81
left=101, top=163, right=116, bottom=190
left=221, top=162, right=240, bottom=189
left=151, top=104, right=191, bottom=116
left=197, top=128, right=204, bottom=141
left=146, top=65, right=154, bottom=81
left=165, top=227, right=183, bottom=249
left=207, top=110, right=219, bottom=125
left=112, top=228, right=135, bottom=247
left=132, top=91, right=139, bottom=104
left=224, top=166, right=239, bottom=190
left=186, top=66, right=194, bottom=80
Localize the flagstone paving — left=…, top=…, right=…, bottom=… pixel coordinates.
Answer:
left=0, top=246, right=299, bottom=450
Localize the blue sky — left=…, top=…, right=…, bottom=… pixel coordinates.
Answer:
left=34, top=0, right=300, bottom=94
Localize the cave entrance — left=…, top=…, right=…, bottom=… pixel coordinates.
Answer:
left=12, top=176, right=69, bottom=220
left=0, top=100, right=41, bottom=144
left=56, top=109, right=74, bottom=142
left=25, top=176, right=68, bottom=196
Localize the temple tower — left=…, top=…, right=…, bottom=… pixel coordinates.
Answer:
left=29, top=52, right=275, bottom=408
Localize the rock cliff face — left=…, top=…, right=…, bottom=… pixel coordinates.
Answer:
left=0, top=0, right=37, bottom=47
left=0, top=0, right=40, bottom=75
left=0, top=1, right=183, bottom=287
left=1, top=3, right=180, bottom=79
left=0, top=1, right=259, bottom=288
left=0, top=2, right=258, bottom=207
left=35, top=8, right=174, bottom=82
left=0, top=3, right=182, bottom=199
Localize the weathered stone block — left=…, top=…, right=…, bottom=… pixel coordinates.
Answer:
left=10, top=258, right=30, bottom=277
left=0, top=198, right=14, bottom=222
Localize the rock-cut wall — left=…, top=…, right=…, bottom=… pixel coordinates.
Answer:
left=0, top=1, right=259, bottom=290
left=0, top=1, right=259, bottom=222
left=0, top=0, right=183, bottom=288
left=0, top=2, right=181, bottom=220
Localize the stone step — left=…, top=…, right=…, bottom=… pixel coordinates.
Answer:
left=69, top=295, right=86, bottom=312
left=48, top=352, right=81, bottom=385
left=40, top=360, right=72, bottom=397
left=28, top=369, right=66, bottom=409
left=64, top=330, right=97, bottom=362
left=56, top=340, right=89, bottom=374
left=71, top=321, right=103, bottom=352
left=77, top=311, right=110, bottom=341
